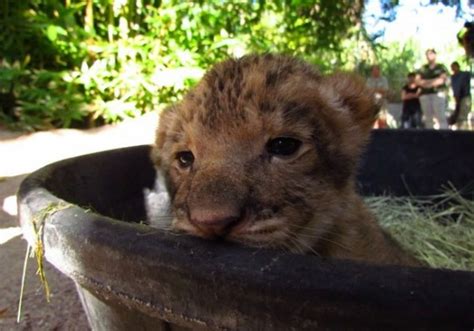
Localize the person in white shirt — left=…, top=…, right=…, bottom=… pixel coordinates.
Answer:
left=367, top=65, right=389, bottom=107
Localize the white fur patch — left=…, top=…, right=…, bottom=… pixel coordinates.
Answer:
left=144, top=170, right=172, bottom=229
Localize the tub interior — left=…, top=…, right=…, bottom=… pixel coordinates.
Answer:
left=43, top=145, right=155, bottom=222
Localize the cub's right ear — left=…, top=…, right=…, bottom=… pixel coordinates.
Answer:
left=323, top=72, right=379, bottom=134
left=150, top=106, right=177, bottom=167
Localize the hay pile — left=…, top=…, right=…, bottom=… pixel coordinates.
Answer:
left=366, top=188, right=474, bottom=271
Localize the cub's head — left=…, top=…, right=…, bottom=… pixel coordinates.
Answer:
left=151, top=54, right=377, bottom=252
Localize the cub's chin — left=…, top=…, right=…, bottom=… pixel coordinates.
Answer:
left=170, top=214, right=320, bottom=254
left=227, top=217, right=294, bottom=249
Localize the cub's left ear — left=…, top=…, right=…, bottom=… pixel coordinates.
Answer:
left=322, top=72, right=379, bottom=133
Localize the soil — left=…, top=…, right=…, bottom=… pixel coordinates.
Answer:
left=0, top=113, right=157, bottom=330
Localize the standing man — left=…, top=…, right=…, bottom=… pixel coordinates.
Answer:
left=367, top=65, right=392, bottom=128
left=367, top=65, right=389, bottom=109
left=416, top=49, right=449, bottom=129
left=449, top=61, right=472, bottom=129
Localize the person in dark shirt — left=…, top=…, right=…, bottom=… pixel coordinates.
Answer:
left=401, top=72, right=423, bottom=128
left=449, top=61, right=472, bottom=129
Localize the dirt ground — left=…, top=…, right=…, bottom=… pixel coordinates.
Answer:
left=0, top=113, right=157, bottom=330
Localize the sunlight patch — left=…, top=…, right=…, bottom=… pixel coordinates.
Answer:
left=0, top=227, right=22, bottom=245
left=2, top=195, right=17, bottom=216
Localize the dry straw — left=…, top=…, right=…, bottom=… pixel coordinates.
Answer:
left=366, top=186, right=474, bottom=271
left=17, top=202, right=72, bottom=322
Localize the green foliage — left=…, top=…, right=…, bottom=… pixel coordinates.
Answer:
left=2, top=0, right=366, bottom=130
left=0, top=1, right=87, bottom=69
left=0, top=59, right=88, bottom=130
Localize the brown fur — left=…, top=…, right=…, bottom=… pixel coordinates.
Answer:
left=151, top=54, right=420, bottom=266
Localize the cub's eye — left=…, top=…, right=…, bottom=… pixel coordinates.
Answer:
left=266, top=137, right=302, bottom=157
left=176, top=151, right=194, bottom=168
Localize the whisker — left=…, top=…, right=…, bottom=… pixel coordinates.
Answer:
left=287, top=224, right=352, bottom=253
left=292, top=238, right=308, bottom=255
left=279, top=227, right=319, bottom=256
left=279, top=241, right=293, bottom=254
left=315, top=234, right=350, bottom=252
left=289, top=224, right=350, bottom=252
left=289, top=223, right=343, bottom=237
left=289, top=233, right=321, bottom=257
left=285, top=237, right=302, bottom=253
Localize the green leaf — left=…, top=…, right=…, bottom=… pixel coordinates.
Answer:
left=45, top=25, right=67, bottom=42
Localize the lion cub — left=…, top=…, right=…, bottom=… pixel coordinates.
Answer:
left=151, top=54, right=419, bottom=266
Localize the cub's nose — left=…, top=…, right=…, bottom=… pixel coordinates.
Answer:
left=189, top=208, right=241, bottom=238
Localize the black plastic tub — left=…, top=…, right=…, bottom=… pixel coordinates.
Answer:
left=18, top=130, right=474, bottom=330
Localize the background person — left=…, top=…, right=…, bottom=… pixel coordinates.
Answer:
left=416, top=49, right=449, bottom=129
left=367, top=65, right=395, bottom=128
left=449, top=61, right=472, bottom=129
left=367, top=64, right=389, bottom=109
left=401, top=72, right=423, bottom=128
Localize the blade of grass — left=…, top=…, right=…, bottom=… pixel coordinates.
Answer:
left=17, top=244, right=31, bottom=323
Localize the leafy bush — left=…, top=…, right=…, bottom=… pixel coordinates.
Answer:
left=1, top=0, right=368, bottom=130
left=0, top=59, right=88, bottom=130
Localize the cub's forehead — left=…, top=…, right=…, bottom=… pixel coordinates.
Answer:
left=180, top=54, right=323, bottom=130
